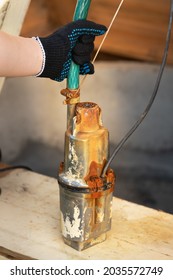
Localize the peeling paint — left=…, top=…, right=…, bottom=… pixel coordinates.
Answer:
left=68, top=142, right=84, bottom=179
left=96, top=208, right=104, bottom=223
left=59, top=172, right=87, bottom=187
left=61, top=205, right=83, bottom=239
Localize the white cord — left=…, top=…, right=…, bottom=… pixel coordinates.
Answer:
left=79, top=0, right=125, bottom=88
left=92, top=0, right=125, bottom=64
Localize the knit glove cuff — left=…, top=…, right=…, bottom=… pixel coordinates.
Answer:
left=34, top=34, right=70, bottom=80
left=34, top=20, right=107, bottom=81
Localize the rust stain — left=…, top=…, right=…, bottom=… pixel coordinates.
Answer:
left=76, top=102, right=96, bottom=109
left=96, top=197, right=103, bottom=208
left=85, top=161, right=105, bottom=181
left=107, top=168, right=116, bottom=186
left=59, top=162, right=64, bottom=173
left=75, top=102, right=101, bottom=132
left=84, top=160, right=115, bottom=193
left=61, top=88, right=80, bottom=105
left=84, top=160, right=105, bottom=190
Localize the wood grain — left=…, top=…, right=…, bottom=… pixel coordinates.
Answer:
left=0, top=167, right=172, bottom=259
left=45, top=0, right=173, bottom=64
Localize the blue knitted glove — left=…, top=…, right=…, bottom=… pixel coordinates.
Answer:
left=36, top=20, right=107, bottom=81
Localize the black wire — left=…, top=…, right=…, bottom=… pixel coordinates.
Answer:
left=101, top=0, right=173, bottom=177
left=0, top=149, right=33, bottom=172
left=0, top=165, right=33, bottom=172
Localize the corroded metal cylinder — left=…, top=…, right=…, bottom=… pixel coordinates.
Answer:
left=58, top=102, right=115, bottom=251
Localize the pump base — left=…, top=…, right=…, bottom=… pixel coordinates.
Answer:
left=63, top=233, right=106, bottom=251
left=59, top=182, right=114, bottom=251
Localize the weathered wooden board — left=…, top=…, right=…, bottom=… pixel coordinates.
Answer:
left=0, top=0, right=31, bottom=34
left=0, top=255, right=9, bottom=260
left=45, top=0, right=173, bottom=64
left=0, top=0, right=9, bottom=29
left=0, top=0, right=31, bottom=93
left=0, top=166, right=172, bottom=260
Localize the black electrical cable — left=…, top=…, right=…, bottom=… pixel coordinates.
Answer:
left=0, top=166, right=33, bottom=172
left=101, top=0, right=173, bottom=177
left=0, top=149, right=32, bottom=172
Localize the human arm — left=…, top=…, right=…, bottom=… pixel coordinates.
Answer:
left=0, top=20, right=107, bottom=80
left=0, top=30, right=42, bottom=77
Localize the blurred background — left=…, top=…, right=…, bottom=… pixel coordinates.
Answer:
left=0, top=0, right=173, bottom=213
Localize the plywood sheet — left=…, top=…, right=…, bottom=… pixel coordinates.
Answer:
left=0, top=167, right=172, bottom=259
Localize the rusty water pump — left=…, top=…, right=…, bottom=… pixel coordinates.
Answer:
left=58, top=89, right=115, bottom=251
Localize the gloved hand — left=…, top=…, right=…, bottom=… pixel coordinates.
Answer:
left=34, top=20, right=107, bottom=81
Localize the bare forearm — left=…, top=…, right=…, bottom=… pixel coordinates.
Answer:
left=0, top=31, right=42, bottom=77
left=0, top=21, right=106, bottom=80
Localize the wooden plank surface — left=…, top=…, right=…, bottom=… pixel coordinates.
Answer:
left=0, top=0, right=9, bottom=29
left=0, top=0, right=31, bottom=93
left=0, top=166, right=172, bottom=260
left=45, top=0, right=173, bottom=64
left=0, top=0, right=31, bottom=34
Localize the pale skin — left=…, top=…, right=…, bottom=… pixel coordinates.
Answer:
left=0, top=31, right=43, bottom=77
